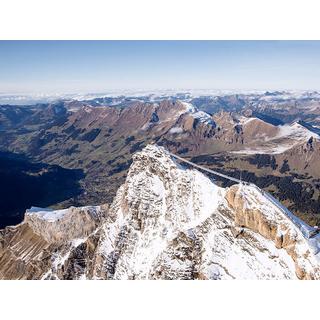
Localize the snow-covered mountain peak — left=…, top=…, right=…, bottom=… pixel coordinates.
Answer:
left=180, top=101, right=214, bottom=124
left=93, top=145, right=320, bottom=279
left=277, top=121, right=319, bottom=141
left=123, top=144, right=225, bottom=230
left=1, top=144, right=320, bottom=280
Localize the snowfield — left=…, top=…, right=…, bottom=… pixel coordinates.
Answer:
left=232, top=121, right=320, bottom=155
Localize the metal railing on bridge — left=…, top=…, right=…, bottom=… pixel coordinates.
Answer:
left=169, top=151, right=320, bottom=243
left=168, top=152, right=241, bottom=183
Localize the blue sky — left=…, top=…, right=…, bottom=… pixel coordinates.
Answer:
left=1, top=41, right=320, bottom=93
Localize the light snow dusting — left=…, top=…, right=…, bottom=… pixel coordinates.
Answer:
left=169, top=127, right=184, bottom=134
left=10, top=144, right=320, bottom=280
left=181, top=102, right=214, bottom=125
left=26, top=207, right=69, bottom=222
left=232, top=121, right=319, bottom=155
left=93, top=145, right=320, bottom=279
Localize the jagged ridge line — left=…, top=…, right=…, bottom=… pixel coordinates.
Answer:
left=168, top=150, right=320, bottom=243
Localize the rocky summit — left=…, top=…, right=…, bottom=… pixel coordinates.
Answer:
left=1, top=144, right=320, bottom=280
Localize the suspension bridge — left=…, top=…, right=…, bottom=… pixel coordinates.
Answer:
left=169, top=152, right=320, bottom=247
left=168, top=152, right=241, bottom=183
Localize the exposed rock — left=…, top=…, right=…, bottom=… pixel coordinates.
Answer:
left=1, top=145, right=320, bottom=280
left=226, top=184, right=320, bottom=279
left=25, top=205, right=105, bottom=244
left=0, top=205, right=108, bottom=280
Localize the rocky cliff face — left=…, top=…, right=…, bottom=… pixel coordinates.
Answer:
left=226, top=185, right=320, bottom=279
left=1, top=144, right=320, bottom=280
left=0, top=205, right=106, bottom=279
left=25, top=205, right=105, bottom=244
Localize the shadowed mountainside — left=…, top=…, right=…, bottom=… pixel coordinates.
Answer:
left=0, top=151, right=84, bottom=228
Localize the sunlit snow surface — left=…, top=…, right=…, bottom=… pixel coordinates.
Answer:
left=93, top=145, right=318, bottom=279
left=181, top=102, right=214, bottom=125
left=26, top=206, right=101, bottom=222
left=30, top=145, right=320, bottom=280
left=232, top=121, right=319, bottom=154
left=98, top=150, right=225, bottom=279
left=26, top=207, right=70, bottom=222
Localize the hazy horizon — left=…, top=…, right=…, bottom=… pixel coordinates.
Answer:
left=1, top=88, right=320, bottom=106
left=1, top=41, right=320, bottom=94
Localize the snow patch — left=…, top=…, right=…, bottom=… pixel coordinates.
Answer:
left=191, top=111, right=214, bottom=125
left=181, top=101, right=196, bottom=113
left=276, top=122, right=319, bottom=141
left=231, top=122, right=319, bottom=155
left=26, top=205, right=101, bottom=222
left=26, top=207, right=69, bottom=222
left=169, top=127, right=183, bottom=134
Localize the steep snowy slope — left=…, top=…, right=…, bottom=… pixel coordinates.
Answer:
left=90, top=145, right=320, bottom=279
left=1, top=144, right=320, bottom=279
left=232, top=120, right=319, bottom=154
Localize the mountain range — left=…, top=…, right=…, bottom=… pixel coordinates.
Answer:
left=1, top=90, right=320, bottom=279
left=1, top=145, right=320, bottom=280
left=1, top=91, right=320, bottom=225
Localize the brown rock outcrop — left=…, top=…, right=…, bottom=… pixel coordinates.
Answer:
left=226, top=184, right=320, bottom=279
